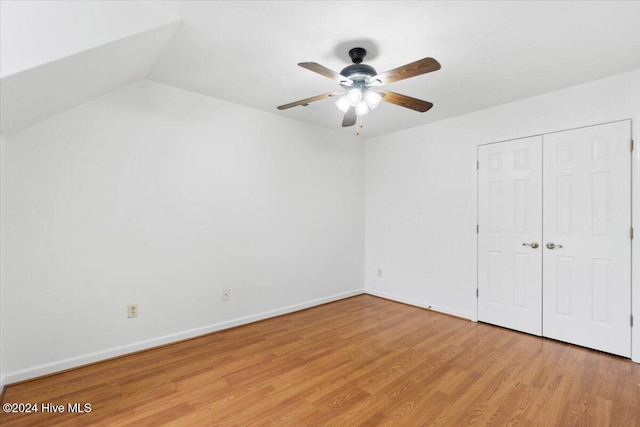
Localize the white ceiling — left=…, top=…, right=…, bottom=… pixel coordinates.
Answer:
left=0, top=0, right=179, bottom=136
left=0, top=23, right=178, bottom=136
left=2, top=1, right=640, bottom=138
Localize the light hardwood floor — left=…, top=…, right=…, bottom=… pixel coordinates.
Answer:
left=1, top=295, right=638, bottom=426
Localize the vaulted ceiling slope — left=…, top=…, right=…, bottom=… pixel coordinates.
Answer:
left=2, top=1, right=639, bottom=138
left=0, top=1, right=180, bottom=136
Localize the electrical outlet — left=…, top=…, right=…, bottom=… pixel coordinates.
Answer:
left=127, top=304, right=138, bottom=318
left=377, top=268, right=383, bottom=278
left=222, top=288, right=231, bottom=301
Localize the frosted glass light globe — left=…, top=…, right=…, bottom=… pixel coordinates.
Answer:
left=355, top=101, right=370, bottom=116
left=347, top=88, right=362, bottom=106
left=364, top=91, right=382, bottom=109
left=335, top=96, right=351, bottom=113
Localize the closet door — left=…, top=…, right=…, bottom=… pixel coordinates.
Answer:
left=543, top=121, right=631, bottom=357
left=478, top=136, right=543, bottom=335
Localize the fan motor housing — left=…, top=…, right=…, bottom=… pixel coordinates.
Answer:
left=340, top=63, right=377, bottom=88
left=339, top=47, right=377, bottom=88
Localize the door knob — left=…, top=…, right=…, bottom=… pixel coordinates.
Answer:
left=546, top=242, right=563, bottom=249
left=522, top=242, right=539, bottom=249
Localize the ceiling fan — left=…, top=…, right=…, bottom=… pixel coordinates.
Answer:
left=277, top=47, right=441, bottom=131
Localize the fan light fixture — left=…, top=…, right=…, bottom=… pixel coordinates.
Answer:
left=277, top=47, right=440, bottom=136
left=335, top=88, right=381, bottom=116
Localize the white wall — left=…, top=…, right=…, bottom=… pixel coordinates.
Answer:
left=1, top=80, right=365, bottom=383
left=365, top=70, right=640, bottom=361
left=0, top=135, right=4, bottom=388
left=3, top=70, right=639, bottom=386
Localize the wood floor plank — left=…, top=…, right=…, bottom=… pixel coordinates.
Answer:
left=2, top=295, right=639, bottom=426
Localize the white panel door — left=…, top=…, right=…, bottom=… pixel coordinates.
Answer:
left=478, top=136, right=543, bottom=335
left=543, top=121, right=631, bottom=357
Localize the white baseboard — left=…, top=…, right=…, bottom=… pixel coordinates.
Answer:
left=3, top=289, right=365, bottom=385
left=365, top=289, right=472, bottom=320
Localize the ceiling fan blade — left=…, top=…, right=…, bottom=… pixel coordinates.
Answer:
left=298, top=62, right=353, bottom=85
left=342, top=107, right=357, bottom=127
left=277, top=92, right=341, bottom=110
left=372, top=57, right=441, bottom=85
left=379, top=90, right=433, bottom=112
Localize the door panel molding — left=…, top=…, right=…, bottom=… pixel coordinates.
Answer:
left=542, top=120, right=631, bottom=357
left=478, top=135, right=543, bottom=336
left=477, top=120, right=632, bottom=357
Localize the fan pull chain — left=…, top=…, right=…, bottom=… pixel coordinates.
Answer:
left=356, top=116, right=364, bottom=136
